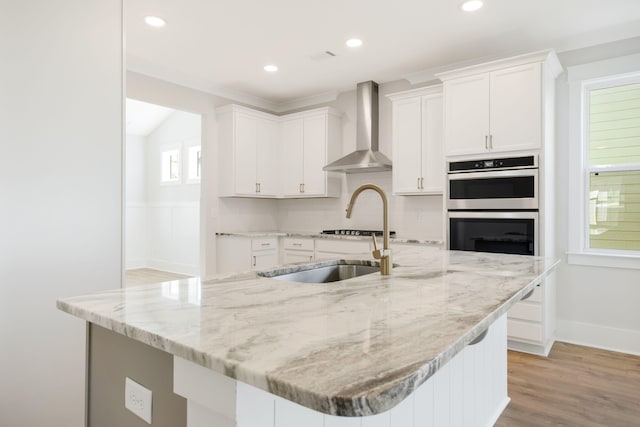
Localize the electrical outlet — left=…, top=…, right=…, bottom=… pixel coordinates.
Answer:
left=125, top=377, right=152, bottom=424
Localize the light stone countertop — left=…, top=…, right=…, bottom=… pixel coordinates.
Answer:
left=57, top=246, right=558, bottom=416
left=216, top=231, right=443, bottom=245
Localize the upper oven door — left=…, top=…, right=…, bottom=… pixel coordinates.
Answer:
left=447, top=168, right=538, bottom=210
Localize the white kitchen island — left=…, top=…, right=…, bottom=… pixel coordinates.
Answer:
left=58, top=247, right=558, bottom=427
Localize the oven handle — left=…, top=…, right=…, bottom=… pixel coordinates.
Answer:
left=447, top=168, right=537, bottom=180
left=448, top=211, right=539, bottom=220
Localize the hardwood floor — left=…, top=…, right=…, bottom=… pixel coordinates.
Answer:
left=496, top=342, right=640, bottom=426
left=125, top=268, right=193, bottom=286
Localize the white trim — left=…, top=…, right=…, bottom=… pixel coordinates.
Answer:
left=567, top=57, right=640, bottom=262
left=556, top=319, right=640, bottom=356
left=436, top=49, right=561, bottom=81
left=567, top=252, right=640, bottom=270
left=386, top=84, right=442, bottom=101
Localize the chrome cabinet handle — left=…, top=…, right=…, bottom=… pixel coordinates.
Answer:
left=485, top=135, right=489, bottom=150
left=252, top=255, right=256, bottom=267
left=420, top=177, right=424, bottom=189
left=293, top=243, right=302, bottom=246
left=489, top=134, right=493, bottom=150
left=417, top=177, right=421, bottom=189
left=258, top=182, right=261, bottom=193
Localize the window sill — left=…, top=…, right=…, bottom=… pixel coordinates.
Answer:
left=567, top=252, right=640, bottom=270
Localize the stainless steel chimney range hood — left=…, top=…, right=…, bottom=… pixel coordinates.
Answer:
left=323, top=81, right=392, bottom=173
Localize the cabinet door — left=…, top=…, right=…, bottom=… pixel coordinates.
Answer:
left=392, top=97, right=423, bottom=194
left=284, top=251, right=314, bottom=264
left=256, top=118, right=278, bottom=196
left=235, top=113, right=258, bottom=195
left=443, top=74, right=490, bottom=156
left=252, top=251, right=278, bottom=270
left=421, top=93, right=444, bottom=193
left=302, top=115, right=327, bottom=196
left=280, top=119, right=304, bottom=196
left=489, top=62, right=542, bottom=153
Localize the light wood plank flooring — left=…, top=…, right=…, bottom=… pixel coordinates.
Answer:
left=496, top=342, right=640, bottom=426
left=125, top=268, right=193, bottom=286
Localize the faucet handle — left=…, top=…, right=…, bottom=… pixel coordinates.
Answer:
left=371, top=235, right=382, bottom=259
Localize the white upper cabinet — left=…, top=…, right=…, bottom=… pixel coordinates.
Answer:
left=388, top=85, right=444, bottom=195
left=279, top=108, right=341, bottom=198
left=438, top=50, right=561, bottom=157
left=218, top=105, right=340, bottom=198
left=217, top=105, right=279, bottom=197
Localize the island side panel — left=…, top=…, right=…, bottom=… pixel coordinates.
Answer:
left=172, top=314, right=509, bottom=427
left=87, top=323, right=187, bottom=427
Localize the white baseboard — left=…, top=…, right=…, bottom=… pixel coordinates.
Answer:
left=125, top=260, right=147, bottom=270
left=147, top=259, right=199, bottom=277
left=556, top=319, right=640, bottom=356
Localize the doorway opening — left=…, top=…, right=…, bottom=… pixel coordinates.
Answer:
left=125, top=98, right=202, bottom=285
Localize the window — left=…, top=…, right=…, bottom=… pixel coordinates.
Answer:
left=567, top=53, right=640, bottom=269
left=585, top=78, right=640, bottom=253
left=188, top=145, right=201, bottom=182
left=161, top=149, right=181, bottom=183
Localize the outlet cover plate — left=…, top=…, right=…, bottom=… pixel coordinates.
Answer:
left=125, top=377, right=152, bottom=424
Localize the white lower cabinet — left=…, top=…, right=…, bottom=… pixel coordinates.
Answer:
left=507, top=276, right=555, bottom=356
left=216, top=236, right=279, bottom=273
left=283, top=238, right=315, bottom=264
left=173, top=315, right=509, bottom=427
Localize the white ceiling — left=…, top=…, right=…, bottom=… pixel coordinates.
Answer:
left=126, top=98, right=175, bottom=136
left=125, top=0, right=640, bottom=109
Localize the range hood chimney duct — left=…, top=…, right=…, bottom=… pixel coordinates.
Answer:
left=323, top=81, right=392, bottom=173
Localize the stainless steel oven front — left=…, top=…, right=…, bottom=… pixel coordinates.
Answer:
left=447, top=155, right=539, bottom=256
left=448, top=211, right=539, bottom=256
left=447, top=155, right=538, bottom=210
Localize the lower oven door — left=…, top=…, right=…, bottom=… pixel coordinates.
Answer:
left=448, top=211, right=538, bottom=256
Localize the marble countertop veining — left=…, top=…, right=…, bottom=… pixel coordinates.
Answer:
left=57, top=247, right=558, bottom=417
left=216, top=231, right=444, bottom=245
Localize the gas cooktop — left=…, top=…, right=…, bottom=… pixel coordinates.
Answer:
left=321, top=229, right=396, bottom=237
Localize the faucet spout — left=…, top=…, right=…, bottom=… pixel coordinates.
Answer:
left=345, top=184, right=392, bottom=275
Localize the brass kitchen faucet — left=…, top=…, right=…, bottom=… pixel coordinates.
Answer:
left=345, top=184, right=392, bottom=275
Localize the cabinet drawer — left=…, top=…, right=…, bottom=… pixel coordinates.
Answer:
left=507, top=319, right=542, bottom=343
left=251, top=237, right=278, bottom=251
left=508, top=302, right=542, bottom=322
left=315, top=239, right=370, bottom=254
left=283, top=238, right=314, bottom=251
left=519, top=284, right=542, bottom=303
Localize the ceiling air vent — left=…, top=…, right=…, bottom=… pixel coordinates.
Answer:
left=310, top=51, right=337, bottom=62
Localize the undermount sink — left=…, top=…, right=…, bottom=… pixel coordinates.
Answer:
left=258, top=261, right=381, bottom=284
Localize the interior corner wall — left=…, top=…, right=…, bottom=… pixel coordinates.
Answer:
left=0, top=1, right=123, bottom=425
left=126, top=133, right=147, bottom=269
left=554, top=40, right=640, bottom=355
left=144, top=111, right=202, bottom=276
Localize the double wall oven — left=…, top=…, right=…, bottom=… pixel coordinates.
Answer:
left=447, top=155, right=538, bottom=256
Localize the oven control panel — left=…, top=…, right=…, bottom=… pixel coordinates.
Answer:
left=449, top=155, right=536, bottom=172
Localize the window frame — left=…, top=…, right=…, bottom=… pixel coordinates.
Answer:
left=161, top=148, right=182, bottom=184
left=567, top=53, right=640, bottom=270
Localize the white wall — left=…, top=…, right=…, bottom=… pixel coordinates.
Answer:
left=0, top=1, right=123, bottom=426
left=554, top=39, right=640, bottom=355
left=125, top=134, right=147, bottom=268
left=144, top=110, right=202, bottom=275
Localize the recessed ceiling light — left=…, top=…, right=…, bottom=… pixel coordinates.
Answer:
left=346, top=38, right=363, bottom=48
left=264, top=65, right=278, bottom=72
left=461, top=0, right=483, bottom=12
left=145, top=16, right=166, bottom=27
